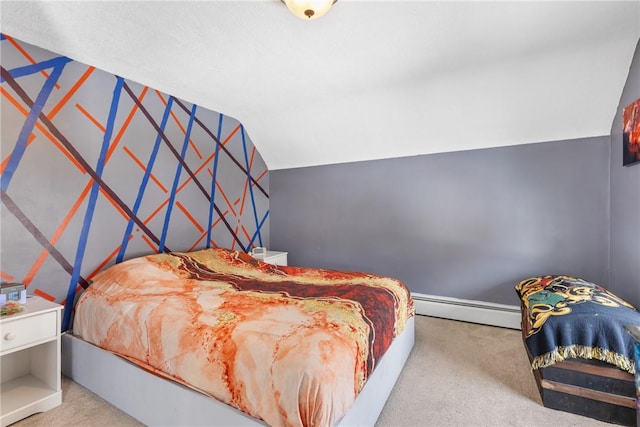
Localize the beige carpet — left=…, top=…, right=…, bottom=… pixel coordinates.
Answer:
left=13, top=315, right=613, bottom=427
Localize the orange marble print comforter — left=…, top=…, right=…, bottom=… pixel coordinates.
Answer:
left=73, top=248, right=414, bottom=427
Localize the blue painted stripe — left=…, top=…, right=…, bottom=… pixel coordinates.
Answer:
left=116, top=96, right=175, bottom=262
left=207, top=114, right=224, bottom=248
left=1, top=58, right=70, bottom=192
left=1, top=56, right=72, bottom=83
left=248, top=210, right=270, bottom=249
left=62, top=76, right=125, bottom=331
left=159, top=104, right=197, bottom=251
left=240, top=125, right=262, bottom=248
left=1, top=34, right=6, bottom=41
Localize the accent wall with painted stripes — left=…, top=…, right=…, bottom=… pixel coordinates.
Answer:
left=0, top=34, right=270, bottom=330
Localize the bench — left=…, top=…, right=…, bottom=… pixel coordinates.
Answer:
left=515, top=276, right=639, bottom=426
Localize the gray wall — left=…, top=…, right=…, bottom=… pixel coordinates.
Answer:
left=271, top=137, right=610, bottom=306
left=609, top=38, right=640, bottom=308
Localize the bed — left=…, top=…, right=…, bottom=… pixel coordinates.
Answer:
left=61, top=248, right=415, bottom=426
left=515, top=275, right=639, bottom=426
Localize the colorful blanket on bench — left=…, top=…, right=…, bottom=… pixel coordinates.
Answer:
left=515, top=275, right=640, bottom=374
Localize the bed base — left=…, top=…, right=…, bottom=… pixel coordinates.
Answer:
left=61, top=316, right=415, bottom=426
left=524, top=344, right=636, bottom=426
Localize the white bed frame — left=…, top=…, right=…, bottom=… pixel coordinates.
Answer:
left=61, top=316, right=415, bottom=426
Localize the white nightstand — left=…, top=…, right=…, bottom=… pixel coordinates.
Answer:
left=1, top=296, right=63, bottom=427
left=252, top=250, right=288, bottom=266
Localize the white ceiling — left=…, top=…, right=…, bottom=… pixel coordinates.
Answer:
left=1, top=1, right=639, bottom=170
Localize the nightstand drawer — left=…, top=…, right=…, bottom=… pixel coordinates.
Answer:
left=1, top=311, right=57, bottom=353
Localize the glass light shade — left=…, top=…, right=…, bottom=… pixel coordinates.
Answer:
left=284, top=0, right=336, bottom=20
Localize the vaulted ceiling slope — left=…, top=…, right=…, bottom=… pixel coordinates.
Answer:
left=1, top=1, right=639, bottom=170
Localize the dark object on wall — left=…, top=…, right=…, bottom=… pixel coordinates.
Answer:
left=623, top=98, right=640, bottom=166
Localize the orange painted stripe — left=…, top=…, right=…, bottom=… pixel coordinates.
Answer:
left=188, top=222, right=216, bottom=251
left=241, top=225, right=252, bottom=242
left=223, top=124, right=241, bottom=145
left=87, top=236, right=133, bottom=280
left=22, top=180, right=93, bottom=285
left=1, top=133, right=36, bottom=175
left=0, top=87, right=86, bottom=172
left=175, top=176, right=192, bottom=195
left=176, top=201, right=205, bottom=233
left=239, top=180, right=248, bottom=216
left=230, top=226, right=239, bottom=250
left=207, top=168, right=213, bottom=177
left=122, top=146, right=169, bottom=193
left=140, top=234, right=159, bottom=252
left=133, top=120, right=241, bottom=227
left=188, top=210, right=228, bottom=251
left=239, top=147, right=258, bottom=216
left=98, top=187, right=129, bottom=220
left=48, top=66, right=95, bottom=119
left=154, top=122, right=241, bottom=209
left=76, top=103, right=106, bottom=133
left=21, top=89, right=142, bottom=285
left=0, top=271, right=14, bottom=281
left=176, top=121, right=239, bottom=194
left=254, top=169, right=268, bottom=183
left=107, top=87, right=149, bottom=163
left=176, top=122, right=243, bottom=201
left=215, top=181, right=237, bottom=217
left=144, top=199, right=169, bottom=225
left=5, top=35, right=61, bottom=90
left=155, top=91, right=203, bottom=159
left=34, top=120, right=86, bottom=172
left=34, top=288, right=56, bottom=301
left=175, top=156, right=212, bottom=194
left=188, top=234, right=206, bottom=252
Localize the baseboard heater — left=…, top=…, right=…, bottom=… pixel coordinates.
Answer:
left=411, top=292, right=521, bottom=330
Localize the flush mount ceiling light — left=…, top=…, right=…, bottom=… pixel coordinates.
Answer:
left=282, top=0, right=337, bottom=20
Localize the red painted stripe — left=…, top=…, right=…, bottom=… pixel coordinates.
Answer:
left=75, top=103, right=106, bottom=132
left=0, top=271, right=14, bottom=281
left=144, top=199, right=170, bottom=225
left=5, top=35, right=61, bottom=90
left=155, top=90, right=203, bottom=159
left=215, top=181, right=237, bottom=217
left=107, top=87, right=149, bottom=163
left=48, top=66, right=95, bottom=119
left=122, top=146, right=169, bottom=193
left=140, top=234, right=159, bottom=252
left=21, top=87, right=149, bottom=285
left=99, top=187, right=129, bottom=220
left=241, top=225, right=252, bottom=242
left=0, top=87, right=85, bottom=173
left=87, top=236, right=133, bottom=280
left=34, top=288, right=56, bottom=301
left=1, top=133, right=35, bottom=175
left=22, top=180, right=93, bottom=285
left=176, top=201, right=205, bottom=233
